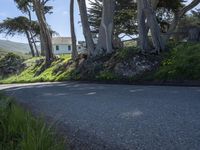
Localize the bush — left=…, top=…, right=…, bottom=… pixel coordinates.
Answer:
left=116, top=47, right=139, bottom=61
left=0, top=93, right=65, bottom=150
left=96, top=70, right=118, bottom=81
left=156, top=43, right=200, bottom=80
left=0, top=53, right=24, bottom=77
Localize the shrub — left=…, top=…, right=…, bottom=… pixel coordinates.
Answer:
left=0, top=53, right=24, bottom=77
left=156, top=43, right=200, bottom=80
left=116, top=47, right=139, bottom=60
left=96, top=70, right=118, bottom=81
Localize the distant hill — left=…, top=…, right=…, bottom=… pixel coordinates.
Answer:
left=0, top=39, right=31, bottom=56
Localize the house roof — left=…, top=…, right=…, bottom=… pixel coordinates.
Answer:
left=52, top=37, right=72, bottom=45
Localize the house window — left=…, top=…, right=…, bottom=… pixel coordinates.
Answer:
left=56, top=45, right=59, bottom=51
left=68, top=45, right=71, bottom=51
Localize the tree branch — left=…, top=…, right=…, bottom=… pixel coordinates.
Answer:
left=178, top=0, right=200, bottom=18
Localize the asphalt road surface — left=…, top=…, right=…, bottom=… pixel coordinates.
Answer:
left=1, top=82, right=200, bottom=150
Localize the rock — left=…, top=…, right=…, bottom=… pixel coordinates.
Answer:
left=114, top=54, right=159, bottom=77
left=0, top=50, right=162, bottom=81
left=73, top=52, right=161, bottom=80
left=75, top=57, right=105, bottom=80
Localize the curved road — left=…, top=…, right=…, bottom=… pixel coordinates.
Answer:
left=1, top=82, right=200, bottom=150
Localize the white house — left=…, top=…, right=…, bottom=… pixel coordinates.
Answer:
left=52, top=37, right=86, bottom=55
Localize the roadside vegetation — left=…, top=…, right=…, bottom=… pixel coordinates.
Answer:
left=0, top=92, right=65, bottom=150
left=0, top=0, right=199, bottom=84
left=0, top=0, right=199, bottom=149
left=0, top=53, right=25, bottom=80
left=155, top=43, right=200, bottom=80
left=0, top=54, right=72, bottom=83
left=0, top=43, right=199, bottom=84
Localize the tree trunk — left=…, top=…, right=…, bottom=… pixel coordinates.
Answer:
left=25, top=31, right=35, bottom=57
left=40, top=33, right=45, bottom=56
left=27, top=10, right=40, bottom=57
left=77, top=0, right=95, bottom=57
left=96, top=0, right=115, bottom=55
left=150, top=0, right=159, bottom=10
left=144, top=0, right=164, bottom=52
left=163, top=0, right=200, bottom=42
left=32, top=0, right=53, bottom=65
left=70, top=0, right=78, bottom=61
left=137, top=0, right=149, bottom=52
left=32, top=37, right=40, bottom=57
left=137, top=0, right=164, bottom=53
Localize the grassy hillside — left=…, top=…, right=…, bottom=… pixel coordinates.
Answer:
left=0, top=39, right=30, bottom=53
left=0, top=48, right=30, bottom=59
left=0, top=48, right=10, bottom=56
left=0, top=39, right=32, bottom=57
left=0, top=43, right=200, bottom=84
left=0, top=54, right=73, bottom=83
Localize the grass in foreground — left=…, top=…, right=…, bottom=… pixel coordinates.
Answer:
left=0, top=93, right=65, bottom=150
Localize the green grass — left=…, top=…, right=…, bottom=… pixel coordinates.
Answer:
left=0, top=54, right=73, bottom=84
left=123, top=40, right=137, bottom=47
left=155, top=43, right=200, bottom=80
left=0, top=48, right=31, bottom=59
left=0, top=93, right=66, bottom=150
left=1, top=43, right=200, bottom=84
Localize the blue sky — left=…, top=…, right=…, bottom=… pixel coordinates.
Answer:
left=0, top=0, right=87, bottom=43
left=0, top=0, right=199, bottom=43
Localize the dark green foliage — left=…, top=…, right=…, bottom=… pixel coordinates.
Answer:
left=0, top=93, right=65, bottom=150
left=96, top=70, right=118, bottom=81
left=116, top=47, right=140, bottom=60
left=88, top=0, right=184, bottom=36
left=156, top=0, right=185, bottom=33
left=87, top=0, right=102, bottom=34
left=156, top=43, right=200, bottom=80
left=88, top=0, right=137, bottom=36
left=158, top=0, right=184, bottom=11
left=114, top=0, right=137, bottom=36
left=0, top=16, right=40, bottom=37
left=0, top=53, right=24, bottom=77
left=14, top=0, right=53, bottom=15
left=191, top=9, right=200, bottom=20
left=0, top=53, right=22, bottom=63
left=176, top=9, right=200, bottom=38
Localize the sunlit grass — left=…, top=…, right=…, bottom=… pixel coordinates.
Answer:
left=0, top=93, right=66, bottom=150
left=1, top=43, right=200, bottom=84
left=0, top=54, right=73, bottom=84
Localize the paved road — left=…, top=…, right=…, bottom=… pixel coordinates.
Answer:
left=1, top=82, right=200, bottom=150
